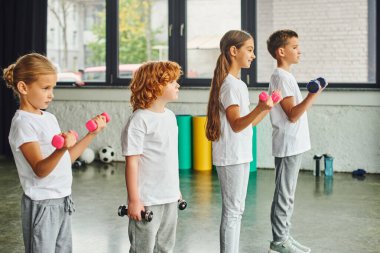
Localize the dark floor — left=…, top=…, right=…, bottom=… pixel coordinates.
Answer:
left=0, top=159, right=379, bottom=253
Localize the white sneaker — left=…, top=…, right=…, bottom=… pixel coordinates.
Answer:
left=289, top=236, right=311, bottom=253
left=268, top=239, right=305, bottom=253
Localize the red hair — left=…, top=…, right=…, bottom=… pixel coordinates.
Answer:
left=130, top=61, right=182, bottom=112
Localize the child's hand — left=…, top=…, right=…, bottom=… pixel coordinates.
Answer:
left=258, top=89, right=282, bottom=110
left=258, top=96, right=274, bottom=111
left=61, top=131, right=77, bottom=149
left=89, top=114, right=107, bottom=134
left=127, top=201, right=145, bottom=221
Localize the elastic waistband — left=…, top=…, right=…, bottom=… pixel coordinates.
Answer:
left=23, top=193, right=75, bottom=215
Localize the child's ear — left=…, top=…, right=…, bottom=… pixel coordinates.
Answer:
left=277, top=47, right=285, bottom=57
left=17, top=81, right=28, bottom=95
left=229, top=46, right=238, bottom=57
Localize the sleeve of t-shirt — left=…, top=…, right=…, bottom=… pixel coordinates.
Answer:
left=12, top=119, right=39, bottom=151
left=121, top=114, right=146, bottom=156
left=271, top=74, right=294, bottom=98
left=220, top=82, right=241, bottom=110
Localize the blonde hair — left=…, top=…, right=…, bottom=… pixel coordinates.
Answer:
left=206, top=30, right=253, bottom=141
left=129, top=61, right=182, bottom=112
left=2, top=53, right=57, bottom=95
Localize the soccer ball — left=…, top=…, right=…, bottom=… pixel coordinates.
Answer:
left=79, top=148, right=95, bottom=164
left=99, top=146, right=115, bottom=163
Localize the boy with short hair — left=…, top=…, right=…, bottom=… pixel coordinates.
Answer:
left=266, top=29, right=325, bottom=253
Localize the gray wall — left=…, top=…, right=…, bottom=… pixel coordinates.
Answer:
left=51, top=88, right=380, bottom=173
left=257, top=0, right=370, bottom=83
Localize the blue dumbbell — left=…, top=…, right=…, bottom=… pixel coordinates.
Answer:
left=307, top=77, right=327, bottom=93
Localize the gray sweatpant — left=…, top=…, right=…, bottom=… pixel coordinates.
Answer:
left=216, top=163, right=250, bottom=253
left=270, top=154, right=302, bottom=242
left=21, top=194, right=75, bottom=253
left=128, top=202, right=178, bottom=253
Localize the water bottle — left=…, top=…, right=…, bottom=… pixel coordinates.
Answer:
left=313, top=155, right=323, bottom=176
left=324, top=154, right=334, bottom=177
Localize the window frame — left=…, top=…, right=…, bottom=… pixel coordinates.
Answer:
left=54, top=0, right=379, bottom=89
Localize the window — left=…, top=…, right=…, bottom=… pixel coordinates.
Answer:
left=47, top=0, right=106, bottom=83
left=186, top=0, right=240, bottom=79
left=117, top=0, right=169, bottom=79
left=47, top=0, right=378, bottom=88
left=256, top=0, right=377, bottom=87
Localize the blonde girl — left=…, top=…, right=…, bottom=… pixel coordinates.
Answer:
left=3, top=53, right=106, bottom=253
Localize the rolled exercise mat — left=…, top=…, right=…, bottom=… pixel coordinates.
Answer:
left=250, top=126, right=257, bottom=172
left=176, top=115, right=192, bottom=169
left=192, top=116, right=212, bottom=171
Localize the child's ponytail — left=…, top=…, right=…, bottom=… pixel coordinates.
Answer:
left=206, top=54, right=229, bottom=141
left=206, top=30, right=252, bottom=141
left=2, top=64, right=16, bottom=92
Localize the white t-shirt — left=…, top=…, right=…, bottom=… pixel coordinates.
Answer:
left=8, top=110, right=72, bottom=200
left=269, top=68, right=311, bottom=157
left=121, top=108, right=180, bottom=206
left=212, top=74, right=253, bottom=166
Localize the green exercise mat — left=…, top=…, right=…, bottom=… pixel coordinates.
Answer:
left=176, top=115, right=192, bottom=169
left=250, top=126, right=257, bottom=172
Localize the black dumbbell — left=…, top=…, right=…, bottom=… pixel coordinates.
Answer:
left=118, top=205, right=153, bottom=222
left=72, top=160, right=82, bottom=168
left=178, top=199, right=187, bottom=210
left=307, top=77, right=327, bottom=93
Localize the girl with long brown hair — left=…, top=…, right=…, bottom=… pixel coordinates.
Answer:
left=206, top=30, right=280, bottom=253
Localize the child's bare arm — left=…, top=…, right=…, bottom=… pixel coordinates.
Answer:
left=125, top=155, right=144, bottom=221
left=20, top=131, right=77, bottom=178
left=225, top=95, right=280, bottom=132
left=68, top=115, right=107, bottom=162
left=280, top=91, right=320, bottom=123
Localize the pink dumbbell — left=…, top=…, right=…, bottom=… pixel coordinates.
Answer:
left=52, top=130, right=78, bottom=149
left=85, top=112, right=111, bottom=132
left=259, top=91, right=282, bottom=103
